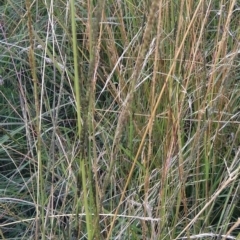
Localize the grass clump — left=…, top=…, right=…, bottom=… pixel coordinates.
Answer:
left=0, top=0, right=240, bottom=239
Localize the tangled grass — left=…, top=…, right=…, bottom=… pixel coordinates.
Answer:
left=0, top=0, right=240, bottom=239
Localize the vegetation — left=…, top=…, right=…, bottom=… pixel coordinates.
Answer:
left=0, top=0, right=239, bottom=239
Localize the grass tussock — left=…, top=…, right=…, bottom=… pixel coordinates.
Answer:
left=0, top=0, right=240, bottom=239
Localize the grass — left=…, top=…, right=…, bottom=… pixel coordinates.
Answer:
left=0, top=0, right=240, bottom=239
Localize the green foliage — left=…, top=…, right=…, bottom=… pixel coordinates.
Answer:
left=0, top=0, right=240, bottom=239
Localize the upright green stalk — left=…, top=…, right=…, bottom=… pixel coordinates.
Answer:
left=70, top=0, right=92, bottom=239
left=25, top=0, right=44, bottom=239
left=86, top=0, right=105, bottom=238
